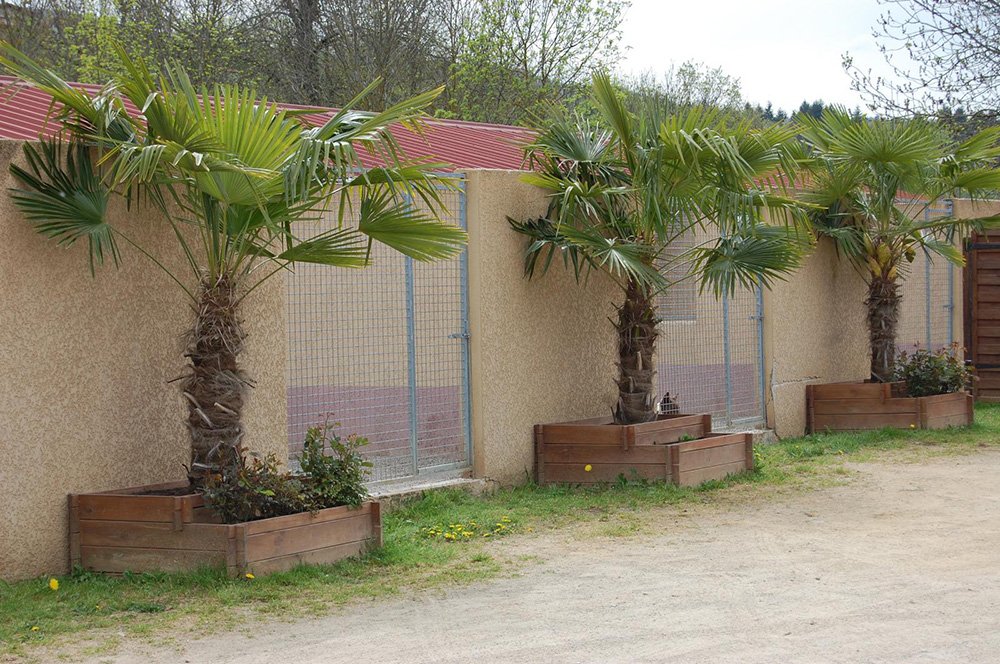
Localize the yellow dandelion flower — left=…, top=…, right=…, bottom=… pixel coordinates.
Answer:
left=48, top=578, right=59, bottom=591
left=245, top=573, right=255, bottom=580
left=482, top=532, right=491, bottom=537
left=584, top=464, right=593, bottom=472
left=30, top=626, right=39, bottom=632
left=909, top=424, right=916, bottom=429
left=501, top=516, right=511, bottom=522
left=463, top=532, right=473, bottom=538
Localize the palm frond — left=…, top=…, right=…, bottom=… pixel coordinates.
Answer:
left=357, top=192, right=467, bottom=262
left=9, top=140, right=116, bottom=275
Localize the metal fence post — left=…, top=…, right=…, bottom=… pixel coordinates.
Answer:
left=722, top=294, right=733, bottom=425
left=457, top=180, right=473, bottom=467
left=755, top=285, right=766, bottom=422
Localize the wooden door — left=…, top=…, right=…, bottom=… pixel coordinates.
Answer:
left=965, top=233, right=1000, bottom=401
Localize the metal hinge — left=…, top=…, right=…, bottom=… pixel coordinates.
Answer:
left=448, top=331, right=471, bottom=340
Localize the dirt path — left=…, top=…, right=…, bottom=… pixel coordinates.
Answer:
left=88, top=451, right=1000, bottom=663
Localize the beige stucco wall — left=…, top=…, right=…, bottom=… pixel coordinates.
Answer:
left=465, top=170, right=618, bottom=485
left=0, top=140, right=288, bottom=581
left=763, top=237, right=870, bottom=437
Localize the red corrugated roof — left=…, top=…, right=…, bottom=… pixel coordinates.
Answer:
left=0, top=75, right=533, bottom=170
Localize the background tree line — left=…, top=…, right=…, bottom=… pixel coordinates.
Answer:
left=1, top=0, right=846, bottom=126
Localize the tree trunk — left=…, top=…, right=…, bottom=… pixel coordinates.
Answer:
left=613, top=279, right=659, bottom=424
left=867, top=275, right=900, bottom=383
left=182, top=274, right=249, bottom=486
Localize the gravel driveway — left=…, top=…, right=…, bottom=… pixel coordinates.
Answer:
left=87, top=450, right=1000, bottom=664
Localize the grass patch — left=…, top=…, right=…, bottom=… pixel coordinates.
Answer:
left=4, top=403, right=1000, bottom=659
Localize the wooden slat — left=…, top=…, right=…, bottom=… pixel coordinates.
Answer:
left=973, top=270, right=1000, bottom=286
left=77, top=495, right=179, bottom=523
left=973, top=342, right=1000, bottom=355
left=246, top=540, right=370, bottom=576
left=78, top=520, right=230, bottom=550
left=975, top=302, right=1000, bottom=320
left=676, top=461, right=748, bottom=487
left=975, top=252, right=1000, bottom=269
left=811, top=413, right=919, bottom=430
left=812, top=398, right=918, bottom=415
left=976, top=285, right=1000, bottom=302
left=539, top=414, right=707, bottom=446
left=975, top=371, right=1000, bottom=389
left=806, top=382, right=890, bottom=400
left=243, top=503, right=371, bottom=535
left=245, top=514, right=374, bottom=562
left=678, top=442, right=746, bottom=470
left=924, top=413, right=971, bottom=429
left=542, top=444, right=667, bottom=465
left=542, top=462, right=668, bottom=484
left=68, top=495, right=81, bottom=568
left=670, top=432, right=747, bottom=452
left=921, top=393, right=969, bottom=419
left=79, top=545, right=226, bottom=574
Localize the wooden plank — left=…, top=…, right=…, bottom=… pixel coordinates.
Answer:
left=68, top=495, right=81, bottom=568
left=542, top=462, right=668, bottom=484
left=243, top=503, right=372, bottom=536
left=246, top=540, right=370, bottom=576
left=534, top=424, right=546, bottom=485
left=975, top=252, right=1000, bottom=269
left=371, top=502, right=383, bottom=548
left=678, top=442, right=746, bottom=470
left=244, top=514, right=374, bottom=562
left=78, top=520, right=230, bottom=550
left=812, top=398, right=919, bottom=415
left=975, top=302, right=1000, bottom=319
left=973, top=271, right=1000, bottom=286
left=89, top=481, right=192, bottom=496
left=973, top=342, right=1000, bottom=355
left=811, top=413, right=919, bottom=430
left=807, top=382, right=890, bottom=400
left=976, top=285, right=1000, bottom=302
left=77, top=495, right=179, bottom=523
left=924, top=413, right=972, bottom=429
left=974, top=371, right=1000, bottom=389
left=539, top=414, right=706, bottom=447
left=542, top=444, right=668, bottom=465
left=676, top=460, right=748, bottom=487
left=79, top=545, right=226, bottom=574
left=921, top=393, right=970, bottom=419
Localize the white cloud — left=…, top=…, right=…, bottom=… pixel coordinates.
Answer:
left=617, top=0, right=902, bottom=112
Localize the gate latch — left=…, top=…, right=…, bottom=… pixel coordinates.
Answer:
left=448, top=331, right=471, bottom=340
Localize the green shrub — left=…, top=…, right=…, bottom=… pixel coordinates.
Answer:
left=203, top=421, right=372, bottom=524
left=892, top=344, right=973, bottom=397
left=203, top=455, right=313, bottom=523
left=298, top=422, right=372, bottom=509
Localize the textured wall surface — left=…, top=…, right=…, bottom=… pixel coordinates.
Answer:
left=465, top=170, right=618, bottom=485
left=763, top=238, right=870, bottom=436
left=0, top=141, right=288, bottom=581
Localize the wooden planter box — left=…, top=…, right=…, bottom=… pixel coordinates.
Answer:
left=69, top=481, right=382, bottom=577
left=806, top=382, right=974, bottom=433
left=534, top=414, right=753, bottom=486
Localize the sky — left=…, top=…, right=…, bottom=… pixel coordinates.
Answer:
left=618, top=0, right=901, bottom=112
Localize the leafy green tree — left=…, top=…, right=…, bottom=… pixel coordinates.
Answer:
left=510, top=74, right=809, bottom=424
left=798, top=107, right=1000, bottom=382
left=448, top=0, right=627, bottom=124
left=0, top=42, right=466, bottom=483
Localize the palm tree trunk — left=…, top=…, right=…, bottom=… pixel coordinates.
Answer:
left=866, top=275, right=900, bottom=383
left=182, top=274, right=248, bottom=486
left=613, top=278, right=659, bottom=424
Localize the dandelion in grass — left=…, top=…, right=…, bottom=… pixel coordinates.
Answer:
left=30, top=626, right=39, bottom=632
left=48, top=578, right=58, bottom=591
left=244, top=573, right=255, bottom=580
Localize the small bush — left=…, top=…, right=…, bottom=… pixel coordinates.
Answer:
left=892, top=344, right=973, bottom=397
left=203, top=421, right=372, bottom=524
left=203, top=455, right=313, bottom=523
left=298, top=421, right=372, bottom=509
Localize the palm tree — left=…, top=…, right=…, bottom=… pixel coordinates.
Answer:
left=798, top=108, right=1000, bottom=383
left=0, top=43, right=466, bottom=484
left=509, top=73, right=810, bottom=425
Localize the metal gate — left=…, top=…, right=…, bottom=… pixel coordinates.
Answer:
left=655, top=230, right=766, bottom=428
left=285, top=179, right=472, bottom=482
left=897, top=203, right=956, bottom=352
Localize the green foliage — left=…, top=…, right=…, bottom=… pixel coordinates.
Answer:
left=203, top=456, right=312, bottom=524
left=5, top=404, right=1000, bottom=657
left=892, top=344, right=973, bottom=397
left=298, top=422, right=372, bottom=509
left=204, top=422, right=373, bottom=524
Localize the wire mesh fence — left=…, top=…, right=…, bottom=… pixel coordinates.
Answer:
left=285, top=180, right=471, bottom=482
left=655, top=229, right=766, bottom=428
left=897, top=204, right=958, bottom=355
